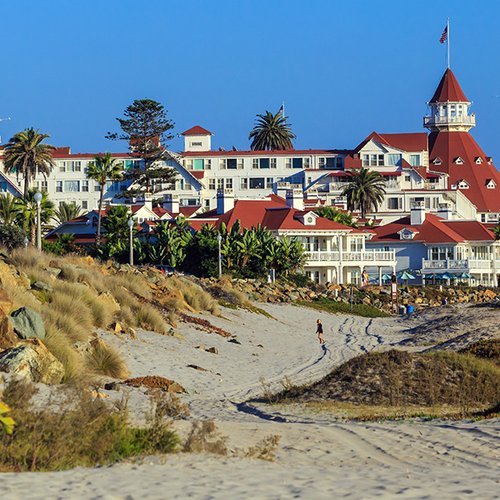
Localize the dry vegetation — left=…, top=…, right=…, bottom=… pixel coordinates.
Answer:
left=273, top=350, right=500, bottom=414
left=0, top=249, right=224, bottom=384
left=0, top=378, right=178, bottom=472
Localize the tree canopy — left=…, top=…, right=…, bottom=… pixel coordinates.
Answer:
left=106, top=99, right=176, bottom=196
left=249, top=110, right=296, bottom=150
left=341, top=168, right=386, bottom=219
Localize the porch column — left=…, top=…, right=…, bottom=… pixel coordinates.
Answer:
left=378, top=266, right=382, bottom=286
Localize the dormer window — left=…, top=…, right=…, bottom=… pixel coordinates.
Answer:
left=457, top=179, right=470, bottom=189
left=454, top=157, right=464, bottom=165
left=398, top=228, right=417, bottom=240
left=302, top=214, right=317, bottom=226
left=432, top=157, right=442, bottom=165
left=486, top=157, right=493, bottom=164
left=486, top=179, right=496, bottom=189
left=475, top=157, right=483, bottom=165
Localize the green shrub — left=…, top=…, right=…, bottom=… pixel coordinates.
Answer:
left=0, top=225, right=26, bottom=251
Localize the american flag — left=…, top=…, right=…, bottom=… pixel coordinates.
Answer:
left=440, top=26, right=448, bottom=44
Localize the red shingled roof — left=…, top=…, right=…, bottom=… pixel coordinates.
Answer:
left=354, top=132, right=427, bottom=153
left=429, top=68, right=469, bottom=103
left=369, top=213, right=494, bottom=244
left=181, top=125, right=213, bottom=136
left=428, top=130, right=500, bottom=212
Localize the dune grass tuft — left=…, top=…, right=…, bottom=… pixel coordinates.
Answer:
left=85, top=338, right=129, bottom=379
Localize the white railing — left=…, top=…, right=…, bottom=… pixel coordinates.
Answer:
left=468, top=260, right=494, bottom=270
left=423, top=115, right=476, bottom=127
left=307, top=250, right=395, bottom=263
left=423, top=259, right=468, bottom=270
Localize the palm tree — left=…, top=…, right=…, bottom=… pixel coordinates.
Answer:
left=87, top=153, right=123, bottom=245
left=17, top=189, right=55, bottom=245
left=341, top=168, right=386, bottom=219
left=249, top=110, right=296, bottom=150
left=53, top=201, right=82, bottom=225
left=0, top=193, right=22, bottom=225
left=2, top=128, right=55, bottom=199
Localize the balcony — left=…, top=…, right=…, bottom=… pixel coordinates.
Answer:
left=422, top=259, right=468, bottom=270
left=423, top=115, right=476, bottom=127
left=307, top=250, right=396, bottom=263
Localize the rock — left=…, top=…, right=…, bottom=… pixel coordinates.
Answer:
left=31, top=281, right=53, bottom=292
left=0, top=339, right=64, bottom=384
left=483, top=289, right=497, bottom=300
left=187, top=364, right=207, bottom=371
left=111, top=321, right=125, bottom=333
left=206, top=347, right=218, bottom=354
left=44, top=267, right=62, bottom=278
left=9, top=307, right=46, bottom=340
left=0, top=309, right=18, bottom=350
left=0, top=289, right=13, bottom=315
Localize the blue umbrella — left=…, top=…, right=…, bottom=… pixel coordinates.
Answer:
left=441, top=272, right=455, bottom=280
left=457, top=272, right=472, bottom=279
left=398, top=271, right=415, bottom=281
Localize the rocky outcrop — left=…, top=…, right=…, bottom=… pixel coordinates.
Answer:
left=0, top=339, right=64, bottom=384
left=9, top=307, right=46, bottom=340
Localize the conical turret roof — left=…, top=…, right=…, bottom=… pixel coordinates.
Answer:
left=429, top=68, right=469, bottom=103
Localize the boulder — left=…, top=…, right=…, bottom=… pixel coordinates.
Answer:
left=31, top=281, right=53, bottom=292
left=0, top=309, right=18, bottom=350
left=0, top=289, right=13, bottom=316
left=9, top=307, right=46, bottom=340
left=0, top=339, right=64, bottom=384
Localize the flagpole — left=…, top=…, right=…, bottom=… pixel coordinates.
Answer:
left=447, top=18, right=450, bottom=69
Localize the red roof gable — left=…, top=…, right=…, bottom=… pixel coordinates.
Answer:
left=181, top=125, right=213, bottom=136
left=429, top=68, right=469, bottom=103
left=369, top=213, right=494, bottom=244
left=428, top=130, right=500, bottom=212
left=355, top=131, right=427, bottom=153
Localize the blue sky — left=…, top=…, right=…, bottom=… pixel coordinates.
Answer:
left=0, top=0, right=499, bottom=161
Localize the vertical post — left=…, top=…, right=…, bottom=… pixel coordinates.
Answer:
left=217, top=233, right=222, bottom=278
left=447, top=18, right=451, bottom=69
left=34, top=191, right=42, bottom=251
left=127, top=218, right=134, bottom=266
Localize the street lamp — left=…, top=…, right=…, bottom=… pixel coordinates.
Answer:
left=217, top=233, right=222, bottom=278
left=34, top=191, right=43, bottom=251
left=127, top=217, right=134, bottom=266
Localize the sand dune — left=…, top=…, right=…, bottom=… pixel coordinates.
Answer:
left=2, top=303, right=499, bottom=499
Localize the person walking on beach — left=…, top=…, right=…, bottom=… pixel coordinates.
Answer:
left=316, top=319, right=325, bottom=345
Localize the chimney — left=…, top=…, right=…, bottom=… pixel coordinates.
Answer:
left=410, top=201, right=426, bottom=225
left=286, top=189, right=304, bottom=211
left=137, top=194, right=153, bottom=211
left=163, top=193, right=180, bottom=214
left=437, top=202, right=453, bottom=220
left=216, top=189, right=234, bottom=215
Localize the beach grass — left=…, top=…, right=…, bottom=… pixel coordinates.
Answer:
left=297, top=297, right=389, bottom=318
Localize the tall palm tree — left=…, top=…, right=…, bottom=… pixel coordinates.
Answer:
left=87, top=153, right=123, bottom=245
left=341, top=168, right=386, bottom=219
left=53, top=201, right=82, bottom=225
left=249, top=110, right=296, bottom=150
left=2, top=128, right=56, bottom=199
left=17, top=189, right=55, bottom=245
left=0, top=193, right=22, bottom=225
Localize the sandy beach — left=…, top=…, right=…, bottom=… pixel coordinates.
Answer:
left=2, top=303, right=499, bottom=499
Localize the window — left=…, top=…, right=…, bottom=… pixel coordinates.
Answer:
left=219, top=159, right=226, bottom=169
left=431, top=246, right=453, bottom=260
left=94, top=183, right=101, bottom=192
left=237, top=159, right=244, bottom=169
left=208, top=179, right=216, bottom=190
left=292, top=158, right=303, bottom=169
left=56, top=181, right=63, bottom=192
left=486, top=180, right=496, bottom=189
left=205, top=159, right=212, bottom=170
left=191, top=142, right=202, bottom=147
left=64, top=180, right=80, bottom=192
left=387, top=197, right=402, bottom=210
left=186, top=159, right=194, bottom=170
left=409, top=154, right=421, bottom=166
left=362, top=154, right=384, bottom=166
left=59, top=162, right=66, bottom=173
left=387, top=154, right=402, bottom=166
left=74, top=161, right=81, bottom=172
left=458, top=180, right=469, bottom=189
left=260, top=158, right=270, bottom=169
left=217, top=178, right=224, bottom=190
left=454, top=157, right=464, bottom=165
left=285, top=158, right=292, bottom=169
left=82, top=200, right=88, bottom=210
left=249, top=178, right=265, bottom=189
left=225, top=178, right=233, bottom=189
left=266, top=177, right=274, bottom=188
left=226, top=158, right=237, bottom=169
left=270, top=158, right=277, bottom=169
left=433, top=157, right=442, bottom=165
left=475, top=157, right=483, bottom=165
left=82, top=180, right=89, bottom=192
left=193, top=159, right=204, bottom=171
left=350, top=238, right=363, bottom=252
left=241, top=178, right=248, bottom=189
left=405, top=175, right=411, bottom=182
left=252, top=158, right=259, bottom=169
left=304, top=158, right=310, bottom=168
